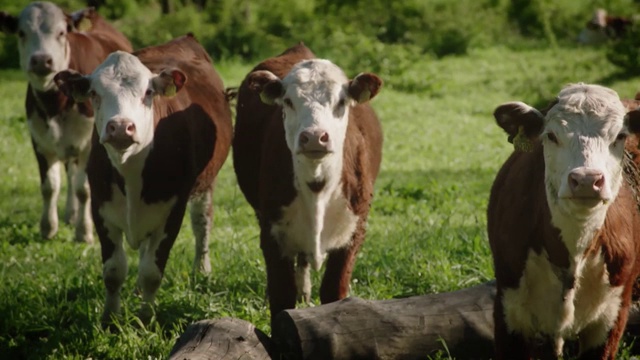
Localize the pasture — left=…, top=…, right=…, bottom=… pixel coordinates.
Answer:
left=1, top=43, right=640, bottom=359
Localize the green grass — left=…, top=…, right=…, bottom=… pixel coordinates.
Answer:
left=1, top=45, right=640, bottom=359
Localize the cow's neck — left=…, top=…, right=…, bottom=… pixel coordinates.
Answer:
left=108, top=142, right=153, bottom=190
left=549, top=200, right=609, bottom=262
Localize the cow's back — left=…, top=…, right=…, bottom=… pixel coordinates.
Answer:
left=135, top=35, right=232, bottom=196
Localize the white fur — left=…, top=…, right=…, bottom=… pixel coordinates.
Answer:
left=17, top=2, right=71, bottom=91
left=190, top=190, right=213, bottom=274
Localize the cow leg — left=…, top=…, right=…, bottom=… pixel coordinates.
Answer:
left=493, top=289, right=532, bottom=360
left=137, top=201, right=187, bottom=324
left=261, top=229, right=296, bottom=324
left=189, top=185, right=213, bottom=274
left=33, top=142, right=60, bottom=239
left=63, top=160, right=79, bottom=225
left=72, top=149, right=93, bottom=244
left=295, top=253, right=311, bottom=303
left=98, top=219, right=127, bottom=326
left=578, top=304, right=630, bottom=359
left=319, top=219, right=365, bottom=304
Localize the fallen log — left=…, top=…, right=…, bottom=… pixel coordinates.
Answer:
left=170, top=282, right=640, bottom=359
left=168, top=317, right=272, bottom=360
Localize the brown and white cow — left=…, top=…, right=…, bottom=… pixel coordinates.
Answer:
left=0, top=2, right=132, bottom=243
left=54, top=35, right=232, bottom=324
left=578, top=8, right=633, bottom=45
left=489, top=83, right=640, bottom=359
left=233, top=43, right=383, bottom=323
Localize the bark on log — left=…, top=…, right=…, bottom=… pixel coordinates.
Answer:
left=168, top=317, right=272, bottom=360
left=170, top=282, right=640, bottom=360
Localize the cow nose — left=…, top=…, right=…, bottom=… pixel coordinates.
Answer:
left=104, top=119, right=136, bottom=149
left=568, top=169, right=605, bottom=197
left=29, top=54, right=53, bottom=76
left=299, top=130, right=332, bottom=158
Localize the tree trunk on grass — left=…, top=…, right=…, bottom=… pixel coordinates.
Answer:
left=168, top=317, right=272, bottom=360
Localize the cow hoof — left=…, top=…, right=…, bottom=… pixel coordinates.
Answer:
left=137, top=304, right=155, bottom=325
left=75, top=229, right=94, bottom=244
left=193, top=258, right=212, bottom=274
left=64, top=211, right=78, bottom=225
left=40, top=218, right=58, bottom=239
left=101, top=310, right=121, bottom=331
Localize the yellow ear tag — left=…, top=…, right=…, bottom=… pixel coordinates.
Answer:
left=259, top=91, right=275, bottom=105
left=77, top=18, right=92, bottom=32
left=513, top=125, right=533, bottom=152
left=164, top=84, right=177, bottom=97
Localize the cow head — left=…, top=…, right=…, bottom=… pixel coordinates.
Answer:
left=494, top=84, right=640, bottom=218
left=54, top=51, right=186, bottom=165
left=0, top=2, right=81, bottom=91
left=247, top=59, right=382, bottom=165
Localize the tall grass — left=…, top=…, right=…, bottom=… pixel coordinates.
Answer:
left=1, top=43, right=640, bottom=358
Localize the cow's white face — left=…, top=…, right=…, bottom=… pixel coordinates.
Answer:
left=14, top=2, right=71, bottom=91
left=249, top=59, right=382, bottom=166
left=495, top=84, right=631, bottom=219
left=54, top=51, right=186, bottom=166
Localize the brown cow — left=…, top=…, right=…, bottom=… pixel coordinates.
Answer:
left=233, top=43, right=383, bottom=323
left=489, top=83, right=640, bottom=359
left=54, top=35, right=232, bottom=324
left=578, top=8, right=633, bottom=45
left=0, top=2, right=132, bottom=243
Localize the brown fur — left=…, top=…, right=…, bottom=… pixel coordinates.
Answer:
left=489, top=133, right=640, bottom=359
left=233, top=43, right=383, bottom=322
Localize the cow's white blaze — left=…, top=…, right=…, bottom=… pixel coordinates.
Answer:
left=17, top=2, right=71, bottom=91
left=86, top=51, right=158, bottom=167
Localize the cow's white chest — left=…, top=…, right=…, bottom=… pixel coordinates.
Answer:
left=99, top=181, right=177, bottom=250
left=28, top=110, right=93, bottom=159
left=502, top=249, right=623, bottom=341
left=271, top=186, right=358, bottom=268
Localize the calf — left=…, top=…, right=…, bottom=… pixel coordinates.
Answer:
left=54, top=35, right=232, bottom=324
left=489, top=83, right=640, bottom=359
left=0, top=2, right=132, bottom=243
left=578, top=8, right=633, bottom=45
left=233, top=43, right=383, bottom=323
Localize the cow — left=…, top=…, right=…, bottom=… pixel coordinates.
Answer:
left=53, top=34, right=233, bottom=324
left=0, top=2, right=132, bottom=243
left=489, top=83, right=640, bottom=359
left=577, top=8, right=633, bottom=45
left=233, top=43, right=383, bottom=324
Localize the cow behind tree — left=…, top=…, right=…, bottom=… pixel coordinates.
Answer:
left=233, top=43, right=383, bottom=323
left=489, top=83, right=640, bottom=359
left=54, top=35, right=232, bottom=324
left=0, top=2, right=132, bottom=243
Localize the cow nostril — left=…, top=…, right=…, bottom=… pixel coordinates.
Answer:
left=125, top=122, right=136, bottom=135
left=569, top=174, right=580, bottom=190
left=107, top=122, right=117, bottom=135
left=45, top=58, right=52, bottom=67
left=594, top=175, right=605, bottom=190
left=299, top=132, right=310, bottom=145
left=319, top=132, right=329, bottom=143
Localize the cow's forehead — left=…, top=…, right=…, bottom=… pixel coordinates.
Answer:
left=19, top=2, right=66, bottom=31
left=92, top=51, right=152, bottom=92
left=284, top=59, right=348, bottom=94
left=546, top=84, right=625, bottom=132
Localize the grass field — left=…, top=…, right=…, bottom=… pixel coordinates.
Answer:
left=1, top=44, right=640, bottom=359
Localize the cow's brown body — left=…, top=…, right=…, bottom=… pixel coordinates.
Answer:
left=233, top=44, right=383, bottom=322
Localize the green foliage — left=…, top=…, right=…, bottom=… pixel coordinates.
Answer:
left=606, top=22, right=640, bottom=75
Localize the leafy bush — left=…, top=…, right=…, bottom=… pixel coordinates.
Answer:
left=606, top=23, right=640, bottom=74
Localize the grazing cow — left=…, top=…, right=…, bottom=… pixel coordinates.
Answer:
left=578, top=8, right=633, bottom=45
left=489, top=83, right=640, bottom=359
left=0, top=2, right=132, bottom=243
left=233, top=43, right=383, bottom=323
left=54, top=35, right=232, bottom=324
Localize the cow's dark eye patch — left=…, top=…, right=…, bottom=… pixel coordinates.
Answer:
left=145, top=89, right=154, bottom=97
left=546, top=132, right=558, bottom=144
left=284, top=98, right=293, bottom=109
left=616, top=133, right=628, bottom=142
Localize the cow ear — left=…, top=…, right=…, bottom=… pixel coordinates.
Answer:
left=54, top=70, right=91, bottom=102
left=247, top=70, right=283, bottom=105
left=152, top=68, right=187, bottom=97
left=69, top=7, right=94, bottom=32
left=348, top=73, right=383, bottom=103
left=493, top=101, right=545, bottom=152
left=0, top=12, right=18, bottom=34
left=625, top=109, right=640, bottom=135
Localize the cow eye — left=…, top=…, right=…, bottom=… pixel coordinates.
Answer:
left=88, top=90, right=96, bottom=98
left=58, top=30, right=65, bottom=38
left=145, top=89, right=154, bottom=97
left=546, top=132, right=558, bottom=144
left=17, top=30, right=25, bottom=39
left=283, top=98, right=293, bottom=109
left=337, top=98, right=346, bottom=108
left=616, top=133, right=628, bottom=142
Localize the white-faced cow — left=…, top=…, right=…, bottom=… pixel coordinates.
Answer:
left=233, top=43, right=383, bottom=323
left=0, top=2, right=132, bottom=243
left=489, top=83, right=640, bottom=359
left=54, top=35, right=232, bottom=324
left=578, top=8, right=633, bottom=45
